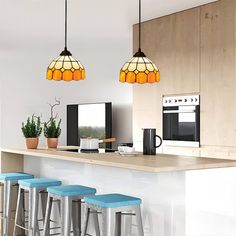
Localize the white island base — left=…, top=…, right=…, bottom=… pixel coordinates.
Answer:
left=25, top=155, right=185, bottom=236
left=1, top=149, right=236, bottom=236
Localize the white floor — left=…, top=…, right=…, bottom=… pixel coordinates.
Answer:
left=24, top=155, right=236, bottom=236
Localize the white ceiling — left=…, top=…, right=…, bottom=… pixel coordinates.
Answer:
left=0, top=0, right=217, bottom=50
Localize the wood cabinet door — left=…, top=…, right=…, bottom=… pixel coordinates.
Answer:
left=133, top=8, right=200, bottom=144
left=200, top=0, right=236, bottom=147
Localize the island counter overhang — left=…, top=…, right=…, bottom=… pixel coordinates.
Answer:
left=1, top=147, right=236, bottom=173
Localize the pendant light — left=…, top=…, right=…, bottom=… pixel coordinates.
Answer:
left=120, top=0, right=160, bottom=84
left=46, top=0, right=85, bottom=81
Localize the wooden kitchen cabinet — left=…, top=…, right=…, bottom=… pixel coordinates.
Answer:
left=134, top=7, right=200, bottom=95
left=133, top=0, right=236, bottom=152
left=200, top=0, right=236, bottom=147
left=169, top=8, right=200, bottom=94
left=133, top=8, right=200, bottom=144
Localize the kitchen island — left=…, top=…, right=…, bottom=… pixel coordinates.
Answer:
left=1, top=148, right=236, bottom=236
left=1, top=148, right=236, bottom=173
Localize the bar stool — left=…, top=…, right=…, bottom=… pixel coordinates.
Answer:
left=0, top=172, right=34, bottom=236
left=83, top=193, right=144, bottom=236
left=13, top=178, right=61, bottom=236
left=43, top=185, right=98, bottom=236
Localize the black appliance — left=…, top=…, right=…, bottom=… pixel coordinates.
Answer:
left=143, top=128, right=162, bottom=155
left=163, top=95, right=200, bottom=147
left=67, top=102, right=112, bottom=149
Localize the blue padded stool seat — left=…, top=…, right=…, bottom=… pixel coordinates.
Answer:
left=83, top=194, right=144, bottom=236
left=47, top=185, right=96, bottom=197
left=0, top=172, right=34, bottom=181
left=84, top=193, right=142, bottom=208
left=18, top=178, right=61, bottom=188
left=42, top=185, right=97, bottom=235
left=0, top=172, right=33, bottom=236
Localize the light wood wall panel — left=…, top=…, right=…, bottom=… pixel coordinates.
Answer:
left=133, top=7, right=200, bottom=145
left=133, top=0, right=236, bottom=152
left=200, top=0, right=236, bottom=147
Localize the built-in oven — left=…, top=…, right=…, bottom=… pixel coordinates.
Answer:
left=162, top=95, right=200, bottom=147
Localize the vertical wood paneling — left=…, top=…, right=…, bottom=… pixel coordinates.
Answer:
left=200, top=0, right=236, bottom=146
left=133, top=0, right=236, bottom=150
left=133, top=8, right=200, bottom=145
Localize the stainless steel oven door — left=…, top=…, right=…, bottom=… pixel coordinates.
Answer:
left=163, top=105, right=200, bottom=147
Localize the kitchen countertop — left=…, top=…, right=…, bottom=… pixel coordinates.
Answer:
left=1, top=147, right=236, bottom=173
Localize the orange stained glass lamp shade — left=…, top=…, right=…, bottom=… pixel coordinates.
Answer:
left=120, top=50, right=160, bottom=84
left=47, top=50, right=85, bottom=81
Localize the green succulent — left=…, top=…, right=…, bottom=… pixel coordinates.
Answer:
left=21, top=115, right=42, bottom=138
left=44, top=118, right=61, bottom=138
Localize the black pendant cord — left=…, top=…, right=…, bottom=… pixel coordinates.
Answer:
left=138, top=0, right=141, bottom=52
left=60, top=0, right=71, bottom=55
left=64, top=0, right=68, bottom=50
left=134, top=0, right=145, bottom=57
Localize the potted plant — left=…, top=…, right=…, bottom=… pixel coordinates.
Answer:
left=44, top=98, right=62, bottom=148
left=21, top=115, right=42, bottom=149
left=44, top=118, right=61, bottom=148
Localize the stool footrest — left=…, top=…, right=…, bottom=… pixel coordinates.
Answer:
left=15, top=223, right=29, bottom=231
left=48, top=230, right=74, bottom=235
left=117, top=212, right=136, bottom=216
left=90, top=210, right=101, bottom=214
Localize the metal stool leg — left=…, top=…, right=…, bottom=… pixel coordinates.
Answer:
left=115, top=212, right=122, bottom=236
left=61, top=197, right=72, bottom=236
left=41, top=192, right=48, bottom=222
left=13, top=187, right=22, bottom=236
left=42, top=195, right=53, bottom=236
left=20, top=188, right=26, bottom=236
left=82, top=206, right=90, bottom=236
left=134, top=206, right=144, bottom=236
left=30, top=188, right=40, bottom=236
left=57, top=199, right=61, bottom=216
left=101, top=208, right=116, bottom=236
left=3, top=181, right=13, bottom=236
left=92, top=210, right=100, bottom=236
left=72, top=200, right=81, bottom=236
left=28, top=188, right=33, bottom=236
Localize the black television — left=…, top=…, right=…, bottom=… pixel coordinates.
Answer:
left=67, top=102, right=112, bottom=149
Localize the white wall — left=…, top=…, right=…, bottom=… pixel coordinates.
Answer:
left=0, top=0, right=134, bottom=147
left=0, top=0, right=215, bottom=148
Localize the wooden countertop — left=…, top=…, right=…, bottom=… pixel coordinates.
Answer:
left=1, top=148, right=236, bottom=173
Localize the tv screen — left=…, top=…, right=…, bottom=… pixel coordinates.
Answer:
left=67, top=102, right=112, bottom=149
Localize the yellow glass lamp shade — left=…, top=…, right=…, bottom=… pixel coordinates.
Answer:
left=120, top=50, right=160, bottom=84
left=47, top=50, right=85, bottom=81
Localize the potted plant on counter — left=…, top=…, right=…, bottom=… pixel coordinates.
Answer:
left=21, top=115, right=42, bottom=149
left=44, top=98, right=61, bottom=148
left=44, top=118, right=61, bottom=148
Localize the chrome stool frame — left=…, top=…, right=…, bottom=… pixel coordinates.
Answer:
left=13, top=178, right=61, bottom=236
left=0, top=173, right=33, bottom=236
left=13, top=185, right=48, bottom=236
left=0, top=180, right=21, bottom=236
left=43, top=193, right=100, bottom=236
left=83, top=204, right=144, bottom=236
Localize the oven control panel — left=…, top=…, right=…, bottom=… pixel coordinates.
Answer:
left=163, top=95, right=200, bottom=107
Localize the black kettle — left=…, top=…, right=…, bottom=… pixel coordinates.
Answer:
left=143, top=128, right=162, bottom=155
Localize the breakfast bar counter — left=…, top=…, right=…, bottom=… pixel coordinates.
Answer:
left=1, top=148, right=236, bottom=236
left=1, top=147, right=236, bottom=173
